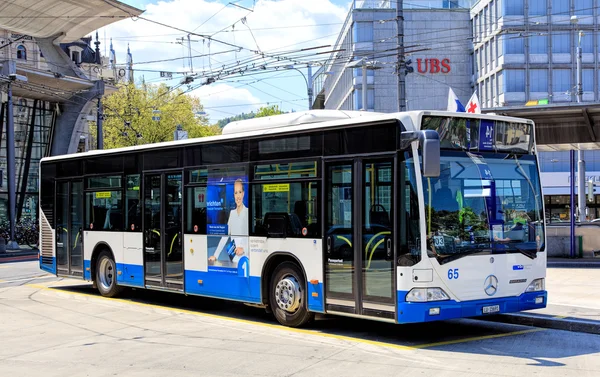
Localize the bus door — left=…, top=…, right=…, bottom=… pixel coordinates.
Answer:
left=55, top=179, right=84, bottom=277
left=324, top=157, right=396, bottom=319
left=143, top=172, right=183, bottom=290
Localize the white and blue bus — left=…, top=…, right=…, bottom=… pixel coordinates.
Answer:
left=38, top=110, right=546, bottom=327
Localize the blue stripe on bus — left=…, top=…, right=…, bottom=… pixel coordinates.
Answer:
left=185, top=270, right=262, bottom=303
left=308, top=282, right=324, bottom=313
left=78, top=260, right=325, bottom=312
left=39, top=255, right=56, bottom=275
left=84, top=260, right=91, bottom=280
left=116, top=263, right=145, bottom=287
left=396, top=290, right=548, bottom=324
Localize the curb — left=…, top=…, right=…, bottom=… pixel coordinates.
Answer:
left=548, top=262, right=600, bottom=268
left=481, top=312, right=600, bottom=335
left=0, top=251, right=39, bottom=264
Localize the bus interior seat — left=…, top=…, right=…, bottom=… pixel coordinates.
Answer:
left=369, top=204, right=390, bottom=227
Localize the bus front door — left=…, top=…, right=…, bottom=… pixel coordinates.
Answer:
left=143, top=172, right=183, bottom=290
left=325, top=158, right=396, bottom=319
left=55, top=179, right=84, bottom=277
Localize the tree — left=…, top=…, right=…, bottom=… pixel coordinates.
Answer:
left=255, top=105, right=284, bottom=118
left=215, top=105, right=285, bottom=129
left=91, top=83, right=220, bottom=149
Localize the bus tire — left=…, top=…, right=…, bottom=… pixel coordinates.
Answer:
left=95, top=250, right=122, bottom=298
left=269, top=262, right=313, bottom=328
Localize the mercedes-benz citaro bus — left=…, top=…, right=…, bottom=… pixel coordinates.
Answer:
left=38, top=110, right=546, bottom=327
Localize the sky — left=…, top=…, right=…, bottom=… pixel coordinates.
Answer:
left=98, top=0, right=355, bottom=123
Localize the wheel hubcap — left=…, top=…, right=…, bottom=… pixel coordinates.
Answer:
left=275, top=276, right=301, bottom=313
left=98, top=258, right=114, bottom=291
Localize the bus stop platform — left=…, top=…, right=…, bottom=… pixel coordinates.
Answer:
left=0, top=247, right=38, bottom=264
left=486, top=264, right=600, bottom=335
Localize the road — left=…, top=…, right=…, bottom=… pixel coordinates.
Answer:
left=1, top=261, right=600, bottom=376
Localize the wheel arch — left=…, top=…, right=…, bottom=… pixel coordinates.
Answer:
left=90, top=241, right=114, bottom=282
left=260, top=251, right=308, bottom=306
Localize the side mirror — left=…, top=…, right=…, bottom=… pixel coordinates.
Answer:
left=421, top=131, right=440, bottom=177
left=401, top=130, right=440, bottom=178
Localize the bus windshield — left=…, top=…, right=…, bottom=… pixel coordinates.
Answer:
left=424, top=151, right=545, bottom=264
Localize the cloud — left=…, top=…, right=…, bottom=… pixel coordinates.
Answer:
left=99, top=0, right=349, bottom=121
left=192, top=83, right=263, bottom=122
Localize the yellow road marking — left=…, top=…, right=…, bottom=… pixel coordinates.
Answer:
left=25, top=283, right=544, bottom=351
left=554, top=315, right=568, bottom=319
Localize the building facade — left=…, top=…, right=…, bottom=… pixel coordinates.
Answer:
left=315, top=0, right=600, bottom=221
left=0, top=31, right=128, bottom=226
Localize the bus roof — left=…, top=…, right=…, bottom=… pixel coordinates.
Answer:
left=41, top=110, right=534, bottom=163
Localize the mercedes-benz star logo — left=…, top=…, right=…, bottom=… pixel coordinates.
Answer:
left=484, top=275, right=498, bottom=296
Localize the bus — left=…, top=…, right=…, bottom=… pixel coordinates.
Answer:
left=38, top=110, right=547, bottom=327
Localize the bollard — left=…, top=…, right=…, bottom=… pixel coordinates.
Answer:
left=0, top=237, right=6, bottom=253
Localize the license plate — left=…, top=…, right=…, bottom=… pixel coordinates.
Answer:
left=483, top=305, right=500, bottom=314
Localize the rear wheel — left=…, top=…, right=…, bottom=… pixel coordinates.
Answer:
left=269, top=262, right=313, bottom=327
left=95, top=250, right=123, bottom=297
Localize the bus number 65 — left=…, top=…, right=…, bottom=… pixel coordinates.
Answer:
left=448, top=269, right=459, bottom=280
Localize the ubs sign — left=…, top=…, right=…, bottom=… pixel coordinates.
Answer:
left=417, top=58, right=451, bottom=74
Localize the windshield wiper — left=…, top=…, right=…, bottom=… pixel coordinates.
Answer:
left=510, top=243, right=538, bottom=259
left=436, top=247, right=490, bottom=265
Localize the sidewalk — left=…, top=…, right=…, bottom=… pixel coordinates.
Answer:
left=487, top=265, right=600, bottom=334
left=0, top=246, right=39, bottom=263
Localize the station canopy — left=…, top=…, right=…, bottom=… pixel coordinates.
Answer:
left=484, top=103, right=600, bottom=152
left=0, top=0, right=142, bottom=43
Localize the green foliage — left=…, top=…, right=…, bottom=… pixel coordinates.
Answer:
left=255, top=105, right=284, bottom=118
left=90, top=83, right=220, bottom=149
left=215, top=105, right=285, bottom=128
left=216, top=112, right=256, bottom=128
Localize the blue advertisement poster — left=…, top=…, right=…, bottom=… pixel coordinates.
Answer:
left=206, top=167, right=249, bottom=274
left=478, top=119, right=494, bottom=151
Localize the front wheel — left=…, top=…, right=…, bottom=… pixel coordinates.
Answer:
left=269, top=262, right=314, bottom=327
left=95, top=250, right=123, bottom=297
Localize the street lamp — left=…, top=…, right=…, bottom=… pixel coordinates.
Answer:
left=570, top=15, right=583, bottom=103
left=346, top=58, right=384, bottom=111
left=284, top=64, right=313, bottom=110
left=571, top=15, right=587, bottom=223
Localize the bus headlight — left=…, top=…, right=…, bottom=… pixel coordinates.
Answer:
left=406, top=288, right=450, bottom=302
left=526, top=278, right=545, bottom=292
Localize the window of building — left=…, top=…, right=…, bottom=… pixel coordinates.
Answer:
left=553, top=69, right=571, bottom=92
left=581, top=32, right=594, bottom=53
left=71, top=50, right=80, bottom=64
left=575, top=0, right=593, bottom=15
left=530, top=69, right=548, bottom=92
left=506, top=69, right=525, bottom=92
left=552, top=34, right=570, bottom=53
left=16, top=45, right=26, bottom=60
left=353, top=88, right=374, bottom=110
left=353, top=22, right=373, bottom=43
left=529, top=0, right=547, bottom=16
left=504, top=0, right=524, bottom=15
left=529, top=35, right=547, bottom=54
left=251, top=181, right=320, bottom=238
left=504, top=35, right=524, bottom=54
left=551, top=0, right=569, bottom=15
left=583, top=69, right=594, bottom=92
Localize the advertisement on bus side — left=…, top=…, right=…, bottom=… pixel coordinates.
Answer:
left=206, top=168, right=249, bottom=276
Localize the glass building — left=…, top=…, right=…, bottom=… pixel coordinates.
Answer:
left=0, top=99, right=54, bottom=223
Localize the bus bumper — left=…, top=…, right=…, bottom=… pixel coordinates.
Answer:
left=396, top=290, right=548, bottom=324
